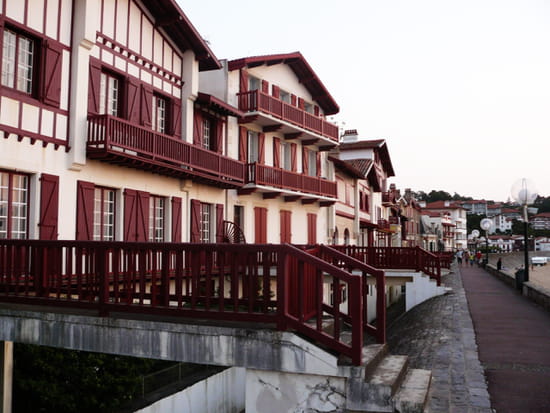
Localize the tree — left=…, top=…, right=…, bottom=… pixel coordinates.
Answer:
left=13, top=344, right=174, bottom=413
left=467, top=214, right=484, bottom=234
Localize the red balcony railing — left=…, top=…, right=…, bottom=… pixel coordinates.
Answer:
left=237, top=90, right=339, bottom=142
left=246, top=163, right=337, bottom=198
left=0, top=240, right=386, bottom=365
left=87, top=115, right=245, bottom=188
left=332, top=246, right=441, bottom=285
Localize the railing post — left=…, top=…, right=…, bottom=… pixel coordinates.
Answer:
left=276, top=247, right=288, bottom=331
left=97, top=246, right=110, bottom=317
left=416, top=246, right=423, bottom=272
left=376, top=270, right=386, bottom=344
left=351, top=276, right=363, bottom=365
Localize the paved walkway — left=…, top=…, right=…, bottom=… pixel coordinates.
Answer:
left=460, top=264, right=550, bottom=413
left=387, top=265, right=492, bottom=413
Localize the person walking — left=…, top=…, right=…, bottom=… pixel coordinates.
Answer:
left=463, top=250, right=470, bottom=266
left=456, top=249, right=463, bottom=265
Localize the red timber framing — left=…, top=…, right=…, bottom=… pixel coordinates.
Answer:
left=280, top=210, right=292, bottom=243
left=87, top=114, right=245, bottom=189
left=0, top=240, right=386, bottom=365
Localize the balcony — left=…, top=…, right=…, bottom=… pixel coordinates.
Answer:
left=237, top=90, right=339, bottom=146
left=87, top=115, right=245, bottom=188
left=243, top=163, right=337, bottom=202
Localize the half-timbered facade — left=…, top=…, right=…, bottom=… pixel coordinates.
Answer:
left=199, top=53, right=341, bottom=244
left=0, top=0, right=239, bottom=243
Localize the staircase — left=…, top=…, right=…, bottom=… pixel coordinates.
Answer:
left=347, top=343, right=432, bottom=413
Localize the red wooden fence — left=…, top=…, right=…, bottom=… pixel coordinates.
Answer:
left=0, top=240, right=386, bottom=365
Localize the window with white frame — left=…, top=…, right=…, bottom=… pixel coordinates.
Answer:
left=149, top=196, right=165, bottom=242
left=152, top=95, right=167, bottom=133
left=281, top=142, right=291, bottom=170
left=1, top=28, right=35, bottom=94
left=99, top=72, right=120, bottom=116
left=308, top=150, right=317, bottom=177
left=249, top=76, right=260, bottom=91
left=247, top=131, right=259, bottom=163
left=93, top=187, right=115, bottom=241
left=203, top=117, right=211, bottom=150
left=200, top=203, right=211, bottom=243
left=304, top=102, right=314, bottom=114
left=0, top=171, right=29, bottom=239
left=279, top=89, right=290, bottom=103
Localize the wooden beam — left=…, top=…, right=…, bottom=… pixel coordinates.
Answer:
left=284, top=133, right=302, bottom=140
left=320, top=201, right=336, bottom=207
left=301, top=199, right=317, bottom=205
left=262, top=192, right=281, bottom=199
left=238, top=188, right=257, bottom=195
left=301, top=139, right=319, bottom=146
left=284, top=196, right=302, bottom=203
left=263, top=124, right=283, bottom=133
left=318, top=144, right=336, bottom=152
left=238, top=115, right=258, bottom=124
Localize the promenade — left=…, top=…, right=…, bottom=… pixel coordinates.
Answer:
left=386, top=261, right=550, bottom=413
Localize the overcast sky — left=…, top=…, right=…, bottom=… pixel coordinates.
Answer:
left=179, top=0, right=550, bottom=202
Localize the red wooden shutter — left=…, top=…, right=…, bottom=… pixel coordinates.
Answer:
left=273, top=137, right=280, bottom=168
left=190, top=199, right=201, bottom=242
left=140, top=84, right=153, bottom=126
left=254, top=207, right=267, bottom=243
left=314, top=105, right=320, bottom=116
left=290, top=143, right=297, bottom=172
left=41, top=40, right=63, bottom=107
left=124, top=189, right=138, bottom=241
left=39, top=174, right=59, bottom=240
left=290, top=94, right=297, bottom=106
left=193, top=109, right=203, bottom=145
left=258, top=132, right=265, bottom=164
left=171, top=98, right=182, bottom=138
left=272, top=85, right=280, bottom=98
left=126, top=77, right=140, bottom=123
left=88, top=58, right=102, bottom=114
left=215, top=119, right=223, bottom=153
left=171, top=197, right=182, bottom=242
left=302, top=147, right=309, bottom=175
left=239, top=126, right=248, bottom=161
left=307, top=213, right=317, bottom=244
left=298, top=98, right=305, bottom=110
left=216, top=204, right=224, bottom=242
left=76, top=180, right=95, bottom=240
left=280, top=210, right=292, bottom=243
left=136, top=191, right=150, bottom=241
left=316, top=152, right=321, bottom=177
left=239, top=69, right=248, bottom=93
left=261, top=80, right=269, bottom=93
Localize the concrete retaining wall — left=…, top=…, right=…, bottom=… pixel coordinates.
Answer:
left=485, top=265, right=550, bottom=313
left=135, top=367, right=246, bottom=413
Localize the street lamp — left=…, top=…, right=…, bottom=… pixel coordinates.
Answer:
left=511, top=178, right=538, bottom=283
left=480, top=218, right=492, bottom=266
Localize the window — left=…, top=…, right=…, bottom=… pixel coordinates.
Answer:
left=308, top=150, right=317, bottom=177
left=93, top=187, right=115, bottom=241
left=0, top=171, right=29, bottom=239
left=152, top=95, right=167, bottom=133
left=304, top=102, right=314, bottom=114
left=248, top=76, right=260, bottom=91
left=99, top=72, right=120, bottom=116
left=2, top=28, right=35, bottom=94
left=279, top=90, right=290, bottom=103
left=247, top=131, right=259, bottom=163
left=149, top=196, right=165, bottom=242
left=281, top=142, right=291, bottom=170
left=200, top=203, right=211, bottom=243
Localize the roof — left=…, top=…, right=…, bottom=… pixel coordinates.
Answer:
left=196, top=93, right=244, bottom=117
left=338, top=139, right=395, bottom=177
left=423, top=200, right=465, bottom=210
left=329, top=156, right=366, bottom=179
left=227, top=52, right=339, bottom=115
left=501, top=208, right=520, bottom=214
left=144, top=0, right=220, bottom=71
left=533, top=213, right=550, bottom=219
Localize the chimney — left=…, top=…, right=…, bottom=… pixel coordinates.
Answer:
left=341, top=129, right=359, bottom=143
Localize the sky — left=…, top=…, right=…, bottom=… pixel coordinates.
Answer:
left=179, top=0, right=550, bottom=202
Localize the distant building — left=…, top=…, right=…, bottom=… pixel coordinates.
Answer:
left=460, top=200, right=488, bottom=215
left=531, top=213, right=550, bottom=231
left=420, top=200, right=467, bottom=250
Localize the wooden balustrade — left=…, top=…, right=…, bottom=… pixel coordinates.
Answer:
left=246, top=163, right=337, bottom=198
left=87, top=115, right=245, bottom=188
left=0, top=240, right=386, bottom=365
left=237, top=90, right=339, bottom=142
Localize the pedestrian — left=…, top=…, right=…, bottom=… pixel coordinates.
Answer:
left=470, top=254, right=475, bottom=266
left=463, top=250, right=469, bottom=266
left=476, top=250, right=482, bottom=266
left=456, top=250, right=463, bottom=265
left=497, top=258, right=502, bottom=271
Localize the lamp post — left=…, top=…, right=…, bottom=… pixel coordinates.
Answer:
left=480, top=218, right=492, bottom=266
left=511, top=178, right=538, bottom=283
